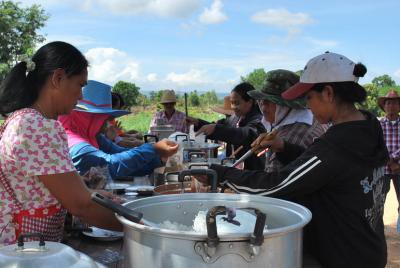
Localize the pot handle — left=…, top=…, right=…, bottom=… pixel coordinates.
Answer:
left=17, top=233, right=45, bottom=248
left=178, top=169, right=218, bottom=192
left=205, top=207, right=266, bottom=249
left=143, top=134, right=159, bottom=143
left=188, top=163, right=209, bottom=169
left=174, top=134, right=189, bottom=142
left=91, top=192, right=143, bottom=223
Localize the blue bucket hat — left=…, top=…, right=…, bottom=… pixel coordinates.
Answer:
left=75, top=80, right=130, bottom=118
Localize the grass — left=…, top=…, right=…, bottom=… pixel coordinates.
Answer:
left=118, top=105, right=223, bottom=133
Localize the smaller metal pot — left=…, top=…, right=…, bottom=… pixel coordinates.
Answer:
left=154, top=169, right=218, bottom=195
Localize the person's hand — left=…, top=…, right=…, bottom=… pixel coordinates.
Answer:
left=105, top=125, right=118, bottom=141
left=196, top=124, right=216, bottom=136
left=251, top=130, right=283, bottom=154
left=186, top=116, right=199, bottom=127
left=153, top=139, right=179, bottom=158
left=389, top=159, right=400, bottom=174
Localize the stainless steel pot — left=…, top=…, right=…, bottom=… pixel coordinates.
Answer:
left=0, top=233, right=105, bottom=268
left=118, top=193, right=311, bottom=268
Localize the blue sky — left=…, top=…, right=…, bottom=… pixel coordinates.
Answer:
left=24, top=0, right=400, bottom=93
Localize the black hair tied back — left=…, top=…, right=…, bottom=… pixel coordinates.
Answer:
left=353, top=63, right=367, bottom=78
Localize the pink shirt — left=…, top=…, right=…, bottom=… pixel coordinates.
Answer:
left=0, top=108, right=76, bottom=245
left=149, top=109, right=187, bottom=133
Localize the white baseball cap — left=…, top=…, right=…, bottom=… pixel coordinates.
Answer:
left=282, top=52, right=360, bottom=100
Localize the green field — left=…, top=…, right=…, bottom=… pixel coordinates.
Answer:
left=118, top=106, right=224, bottom=133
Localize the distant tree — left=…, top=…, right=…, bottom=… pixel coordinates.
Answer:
left=357, top=83, right=382, bottom=117
left=372, top=74, right=396, bottom=88
left=137, top=93, right=149, bottom=109
left=149, top=90, right=163, bottom=103
left=112, top=81, right=140, bottom=108
left=189, top=91, right=200, bottom=106
left=0, top=1, right=49, bottom=81
left=241, top=68, right=267, bottom=91
left=295, top=70, right=304, bottom=77
left=200, top=90, right=218, bottom=106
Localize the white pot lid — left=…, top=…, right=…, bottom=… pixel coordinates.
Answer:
left=0, top=241, right=105, bottom=268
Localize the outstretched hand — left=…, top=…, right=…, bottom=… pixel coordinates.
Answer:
left=153, top=139, right=179, bottom=158
left=196, top=124, right=216, bottom=136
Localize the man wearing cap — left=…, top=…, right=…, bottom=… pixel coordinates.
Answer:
left=378, top=89, right=400, bottom=232
left=248, top=69, right=327, bottom=173
left=149, top=90, right=187, bottom=133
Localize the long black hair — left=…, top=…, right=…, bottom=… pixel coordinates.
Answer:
left=231, top=82, right=257, bottom=109
left=0, top=41, right=88, bottom=114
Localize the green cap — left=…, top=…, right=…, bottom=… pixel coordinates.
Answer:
left=248, top=69, right=306, bottom=109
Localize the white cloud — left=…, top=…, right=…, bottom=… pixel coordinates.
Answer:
left=146, top=73, right=158, bottom=82
left=305, top=37, right=338, bottom=48
left=84, top=47, right=140, bottom=84
left=77, top=0, right=200, bottom=18
left=394, top=69, right=400, bottom=78
left=165, top=69, right=206, bottom=86
left=198, top=0, right=228, bottom=25
left=251, top=8, right=313, bottom=28
left=251, top=8, right=313, bottom=38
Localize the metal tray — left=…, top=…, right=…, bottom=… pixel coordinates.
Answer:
left=82, top=227, right=124, bottom=241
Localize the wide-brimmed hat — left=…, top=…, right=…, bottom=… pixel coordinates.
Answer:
left=160, top=90, right=177, bottom=104
left=75, top=80, right=130, bottom=117
left=212, top=96, right=234, bottom=115
left=248, top=69, right=305, bottom=109
left=378, top=90, right=400, bottom=110
left=282, top=52, right=364, bottom=100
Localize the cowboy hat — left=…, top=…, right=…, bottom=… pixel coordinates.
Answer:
left=211, top=96, right=234, bottom=116
left=248, top=69, right=306, bottom=109
left=75, top=80, right=130, bottom=117
left=160, top=90, right=177, bottom=104
left=377, top=90, right=400, bottom=110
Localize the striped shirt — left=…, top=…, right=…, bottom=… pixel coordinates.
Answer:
left=380, top=116, right=400, bottom=174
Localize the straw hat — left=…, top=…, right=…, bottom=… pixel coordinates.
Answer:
left=212, top=96, right=233, bottom=116
left=377, top=90, right=400, bottom=110
left=160, top=90, right=177, bottom=104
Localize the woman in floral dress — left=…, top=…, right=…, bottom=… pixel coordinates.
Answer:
left=0, top=41, right=124, bottom=245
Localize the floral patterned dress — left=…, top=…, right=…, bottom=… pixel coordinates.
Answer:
left=0, top=108, right=76, bottom=245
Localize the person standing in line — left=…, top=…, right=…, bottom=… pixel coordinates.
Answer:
left=378, top=89, right=400, bottom=233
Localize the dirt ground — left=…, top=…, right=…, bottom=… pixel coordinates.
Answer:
left=384, top=181, right=400, bottom=268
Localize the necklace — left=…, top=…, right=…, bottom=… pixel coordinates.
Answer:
left=33, top=103, right=51, bottom=119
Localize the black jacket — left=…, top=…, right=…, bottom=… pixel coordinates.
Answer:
left=196, top=105, right=265, bottom=170
left=211, top=111, right=389, bottom=268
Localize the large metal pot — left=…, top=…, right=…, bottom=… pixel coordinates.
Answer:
left=0, top=233, right=105, bottom=268
left=118, top=193, right=311, bottom=268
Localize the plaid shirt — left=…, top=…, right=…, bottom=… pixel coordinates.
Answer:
left=265, top=121, right=328, bottom=173
left=380, top=117, right=400, bottom=174
left=149, top=109, right=187, bottom=133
